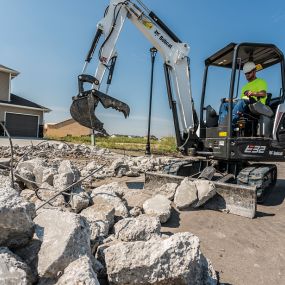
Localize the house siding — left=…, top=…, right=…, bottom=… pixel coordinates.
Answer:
left=45, top=120, right=91, bottom=137
left=0, top=72, right=9, bottom=101
left=0, top=106, right=43, bottom=124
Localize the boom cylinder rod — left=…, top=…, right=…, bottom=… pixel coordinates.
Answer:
left=145, top=47, right=157, bottom=155
left=164, top=63, right=182, bottom=147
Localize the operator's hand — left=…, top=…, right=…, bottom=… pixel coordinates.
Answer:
left=244, top=90, right=254, bottom=97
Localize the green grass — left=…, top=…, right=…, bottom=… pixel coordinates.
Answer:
left=45, top=135, right=178, bottom=154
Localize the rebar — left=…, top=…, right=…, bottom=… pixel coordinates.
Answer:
left=0, top=122, right=14, bottom=188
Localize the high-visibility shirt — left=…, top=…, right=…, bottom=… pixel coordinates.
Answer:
left=241, top=78, right=268, bottom=104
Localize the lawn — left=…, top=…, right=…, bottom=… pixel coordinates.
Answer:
left=45, top=135, right=178, bottom=155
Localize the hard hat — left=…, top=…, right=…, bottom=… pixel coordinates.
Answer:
left=243, top=62, right=256, bottom=74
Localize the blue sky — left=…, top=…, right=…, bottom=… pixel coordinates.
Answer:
left=1, top=0, right=285, bottom=137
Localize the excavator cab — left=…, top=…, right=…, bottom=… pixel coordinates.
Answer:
left=199, top=42, right=285, bottom=163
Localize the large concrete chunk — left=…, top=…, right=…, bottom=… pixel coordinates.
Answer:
left=34, top=166, right=57, bottom=186
left=16, top=158, right=47, bottom=189
left=194, top=180, right=216, bottom=207
left=54, top=160, right=81, bottom=190
left=14, top=239, right=42, bottom=276
left=34, top=209, right=91, bottom=279
left=143, top=194, right=171, bottom=223
left=155, top=182, right=178, bottom=201
left=80, top=203, right=115, bottom=241
left=0, top=247, right=35, bottom=285
left=93, top=182, right=126, bottom=197
left=55, top=256, right=100, bottom=285
left=174, top=178, right=198, bottom=210
left=114, top=215, right=161, bottom=242
left=91, top=184, right=129, bottom=218
left=36, top=185, right=65, bottom=208
left=104, top=232, right=217, bottom=285
left=123, top=189, right=152, bottom=209
left=58, top=160, right=80, bottom=180
left=0, top=186, right=35, bottom=248
left=70, top=186, right=90, bottom=213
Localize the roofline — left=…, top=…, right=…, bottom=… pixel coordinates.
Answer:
left=0, top=66, right=20, bottom=77
left=0, top=102, right=51, bottom=112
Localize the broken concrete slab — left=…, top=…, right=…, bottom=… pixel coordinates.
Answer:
left=70, top=187, right=90, bottom=213
left=14, top=238, right=42, bottom=276
left=174, top=178, right=198, bottom=210
left=93, top=182, right=127, bottom=198
left=53, top=160, right=81, bottom=190
left=15, top=167, right=37, bottom=190
left=34, top=209, right=91, bottom=279
left=155, top=182, right=178, bottom=200
left=20, top=189, right=37, bottom=203
left=194, top=180, right=216, bottom=208
left=123, top=189, right=152, bottom=209
left=0, top=247, right=35, bottom=285
left=34, top=166, right=57, bottom=186
left=91, top=185, right=129, bottom=218
left=0, top=186, right=35, bottom=249
left=55, top=255, right=100, bottom=285
left=0, top=173, right=22, bottom=192
left=0, top=158, right=11, bottom=169
left=80, top=203, right=115, bottom=240
left=58, top=160, right=80, bottom=179
left=104, top=232, right=218, bottom=285
left=143, top=194, right=171, bottom=223
left=17, top=158, right=47, bottom=174
left=114, top=214, right=161, bottom=242
left=36, top=185, right=66, bottom=208
left=129, top=206, right=143, bottom=217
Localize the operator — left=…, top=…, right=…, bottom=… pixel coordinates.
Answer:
left=219, top=61, right=268, bottom=126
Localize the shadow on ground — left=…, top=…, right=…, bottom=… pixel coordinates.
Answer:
left=261, top=179, right=285, bottom=206
left=162, top=208, right=180, bottom=230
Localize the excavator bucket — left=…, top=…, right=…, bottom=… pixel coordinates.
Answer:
left=144, top=171, right=257, bottom=219
left=70, top=89, right=130, bottom=135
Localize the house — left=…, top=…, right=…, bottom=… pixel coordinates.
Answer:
left=0, top=64, right=50, bottom=137
left=44, top=118, right=91, bottom=137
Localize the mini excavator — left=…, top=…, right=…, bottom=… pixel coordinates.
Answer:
left=70, top=0, right=285, bottom=218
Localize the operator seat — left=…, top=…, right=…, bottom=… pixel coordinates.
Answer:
left=248, top=93, right=274, bottom=137
left=205, top=105, right=219, bottom=127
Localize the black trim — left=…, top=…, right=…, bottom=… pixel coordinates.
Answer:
left=85, top=29, right=102, bottom=63
left=149, top=11, right=181, bottom=43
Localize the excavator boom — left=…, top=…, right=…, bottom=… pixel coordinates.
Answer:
left=71, top=0, right=198, bottom=147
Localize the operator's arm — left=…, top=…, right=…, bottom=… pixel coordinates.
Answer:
left=245, top=90, right=266, bottom=98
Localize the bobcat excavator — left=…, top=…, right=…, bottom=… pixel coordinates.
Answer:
left=70, top=0, right=285, bottom=218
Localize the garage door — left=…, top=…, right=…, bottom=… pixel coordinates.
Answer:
left=5, top=113, right=38, bottom=137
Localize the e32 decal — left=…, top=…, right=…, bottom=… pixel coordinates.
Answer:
left=244, top=145, right=266, bottom=154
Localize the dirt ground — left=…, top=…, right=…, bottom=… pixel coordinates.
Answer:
left=160, top=162, right=285, bottom=285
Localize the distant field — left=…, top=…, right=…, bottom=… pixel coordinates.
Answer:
left=45, top=135, right=178, bottom=155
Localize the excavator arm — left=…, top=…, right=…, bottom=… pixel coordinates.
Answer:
left=71, top=0, right=199, bottom=151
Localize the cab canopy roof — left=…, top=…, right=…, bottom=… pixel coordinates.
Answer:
left=205, top=42, right=284, bottom=70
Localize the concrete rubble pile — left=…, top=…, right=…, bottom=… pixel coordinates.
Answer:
left=0, top=143, right=218, bottom=284
left=0, top=142, right=178, bottom=181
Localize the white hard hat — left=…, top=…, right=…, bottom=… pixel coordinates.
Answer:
left=243, top=62, right=256, bottom=74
